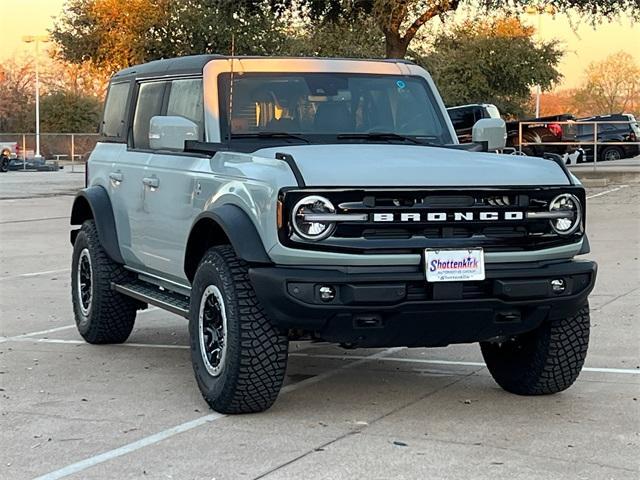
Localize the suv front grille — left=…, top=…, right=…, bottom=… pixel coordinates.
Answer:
left=279, top=187, right=585, bottom=254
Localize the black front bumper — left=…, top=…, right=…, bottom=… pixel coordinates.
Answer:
left=249, top=260, right=597, bottom=348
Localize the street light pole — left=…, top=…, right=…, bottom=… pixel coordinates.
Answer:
left=22, top=35, right=49, bottom=160
left=525, top=4, right=556, bottom=118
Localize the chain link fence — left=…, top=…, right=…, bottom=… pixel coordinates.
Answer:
left=0, top=133, right=99, bottom=170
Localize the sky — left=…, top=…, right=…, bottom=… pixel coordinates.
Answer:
left=1, top=0, right=639, bottom=90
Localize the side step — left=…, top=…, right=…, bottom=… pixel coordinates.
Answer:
left=112, top=280, right=190, bottom=318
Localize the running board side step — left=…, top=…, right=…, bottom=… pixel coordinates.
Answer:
left=112, top=281, right=190, bottom=318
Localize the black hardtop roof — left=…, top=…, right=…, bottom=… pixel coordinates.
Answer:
left=112, top=55, right=415, bottom=81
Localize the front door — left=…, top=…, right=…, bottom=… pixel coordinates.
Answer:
left=139, top=77, right=206, bottom=283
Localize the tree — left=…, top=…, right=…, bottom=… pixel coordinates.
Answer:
left=422, top=17, right=563, bottom=117
left=0, top=58, right=35, bottom=132
left=52, top=0, right=295, bottom=74
left=51, top=0, right=170, bottom=74
left=571, top=52, right=640, bottom=116
left=291, top=15, right=386, bottom=58
left=534, top=89, right=579, bottom=117
left=38, top=91, right=102, bottom=133
left=146, top=1, right=294, bottom=58
left=280, top=0, right=639, bottom=58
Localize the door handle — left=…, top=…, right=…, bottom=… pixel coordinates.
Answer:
left=109, top=172, right=123, bottom=183
left=142, top=176, right=159, bottom=188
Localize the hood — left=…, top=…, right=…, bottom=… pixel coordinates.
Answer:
left=254, top=144, right=570, bottom=187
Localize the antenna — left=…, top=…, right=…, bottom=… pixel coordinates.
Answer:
left=226, top=34, right=235, bottom=145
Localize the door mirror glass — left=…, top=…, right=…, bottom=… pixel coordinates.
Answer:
left=472, top=118, right=507, bottom=151
left=148, top=116, right=199, bottom=151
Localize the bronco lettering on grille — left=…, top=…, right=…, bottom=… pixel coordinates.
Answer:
left=372, top=212, right=524, bottom=222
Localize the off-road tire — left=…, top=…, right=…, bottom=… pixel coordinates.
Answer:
left=71, top=220, right=137, bottom=343
left=480, top=305, right=590, bottom=395
left=0, top=158, right=8, bottom=172
left=189, top=245, right=289, bottom=414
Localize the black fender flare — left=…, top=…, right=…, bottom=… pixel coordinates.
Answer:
left=70, top=186, right=124, bottom=264
left=186, top=205, right=271, bottom=272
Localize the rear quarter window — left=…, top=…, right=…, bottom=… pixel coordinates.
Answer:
left=102, top=82, right=131, bottom=139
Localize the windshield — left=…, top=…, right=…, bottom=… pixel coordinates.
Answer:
left=218, top=73, right=453, bottom=144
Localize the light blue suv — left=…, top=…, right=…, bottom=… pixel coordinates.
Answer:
left=70, top=55, right=596, bottom=413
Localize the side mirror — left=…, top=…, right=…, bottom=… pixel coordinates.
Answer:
left=149, top=116, right=199, bottom=151
left=472, top=118, right=507, bottom=151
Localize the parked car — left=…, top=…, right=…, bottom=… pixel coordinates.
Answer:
left=447, top=103, right=501, bottom=143
left=505, top=114, right=578, bottom=158
left=70, top=55, right=595, bottom=414
left=575, top=114, right=640, bottom=162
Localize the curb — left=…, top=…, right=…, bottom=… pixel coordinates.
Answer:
left=569, top=168, right=640, bottom=186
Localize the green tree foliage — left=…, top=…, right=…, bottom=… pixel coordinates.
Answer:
left=146, top=1, right=294, bottom=58
left=52, top=0, right=172, bottom=74
left=38, top=91, right=102, bottom=133
left=291, top=15, right=386, bottom=58
left=53, top=0, right=636, bottom=69
left=276, top=0, right=638, bottom=58
left=422, top=17, right=563, bottom=117
left=51, top=0, right=295, bottom=74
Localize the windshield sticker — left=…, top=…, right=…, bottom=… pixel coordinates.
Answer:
left=396, top=80, right=406, bottom=89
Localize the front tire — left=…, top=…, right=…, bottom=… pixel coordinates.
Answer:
left=71, top=220, right=137, bottom=343
left=480, top=305, right=590, bottom=395
left=189, top=245, right=289, bottom=414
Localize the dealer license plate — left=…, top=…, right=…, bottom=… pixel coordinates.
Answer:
left=425, top=248, right=485, bottom=282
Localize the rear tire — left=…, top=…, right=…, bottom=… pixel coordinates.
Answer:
left=71, top=220, right=137, bottom=344
left=189, top=245, right=289, bottom=414
left=480, top=305, right=590, bottom=395
left=600, top=146, right=623, bottom=162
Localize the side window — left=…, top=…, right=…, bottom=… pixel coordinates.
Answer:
left=448, top=109, right=465, bottom=130
left=132, top=81, right=167, bottom=149
left=102, top=82, right=130, bottom=139
left=167, top=78, right=204, bottom=141
left=450, top=108, right=474, bottom=130
left=579, top=124, right=594, bottom=137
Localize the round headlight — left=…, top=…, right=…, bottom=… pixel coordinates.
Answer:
left=291, top=195, right=336, bottom=241
left=549, top=193, right=582, bottom=235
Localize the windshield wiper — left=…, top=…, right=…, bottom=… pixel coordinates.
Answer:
left=231, top=132, right=310, bottom=143
left=335, top=132, right=439, bottom=146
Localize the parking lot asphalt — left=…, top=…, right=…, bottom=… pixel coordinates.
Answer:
left=1, top=169, right=638, bottom=480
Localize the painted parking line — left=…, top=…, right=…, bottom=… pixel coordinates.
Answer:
left=6, top=336, right=639, bottom=376
left=0, top=325, right=76, bottom=344
left=0, top=308, right=159, bottom=344
left=32, top=347, right=404, bottom=480
left=290, top=352, right=640, bottom=375
left=0, top=268, right=71, bottom=282
left=9, top=338, right=188, bottom=349
left=0, top=215, right=69, bottom=225
left=586, top=185, right=627, bottom=199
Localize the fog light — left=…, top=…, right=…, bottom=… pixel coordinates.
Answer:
left=319, top=285, right=336, bottom=302
left=551, top=279, right=566, bottom=294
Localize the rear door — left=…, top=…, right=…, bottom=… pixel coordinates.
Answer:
left=141, top=77, right=206, bottom=282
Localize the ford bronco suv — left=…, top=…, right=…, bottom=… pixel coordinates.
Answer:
left=70, top=56, right=596, bottom=414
